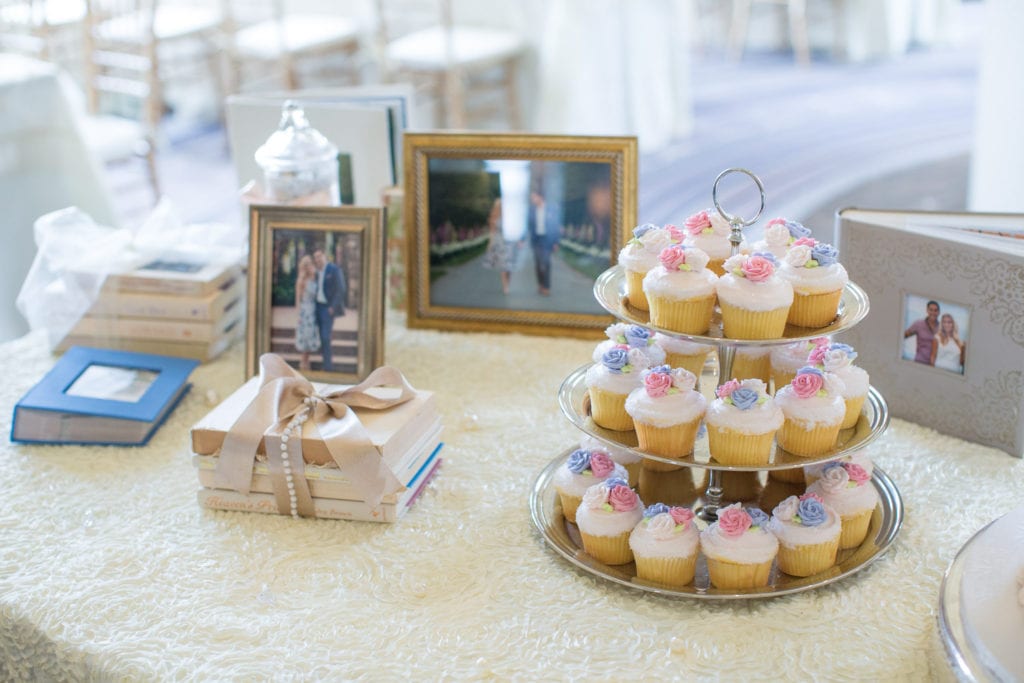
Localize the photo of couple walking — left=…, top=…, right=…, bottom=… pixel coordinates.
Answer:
left=902, top=295, right=968, bottom=375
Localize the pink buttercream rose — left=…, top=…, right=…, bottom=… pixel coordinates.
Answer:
left=791, top=372, right=823, bottom=398
left=665, top=224, right=685, bottom=243
left=845, top=463, right=870, bottom=484
left=716, top=379, right=741, bottom=399
left=684, top=210, right=712, bottom=236
left=644, top=371, right=673, bottom=397
left=607, top=484, right=639, bottom=511
left=717, top=505, right=752, bottom=537
left=589, top=452, right=616, bottom=478
left=799, top=492, right=824, bottom=503
left=812, top=337, right=831, bottom=348
left=669, top=507, right=695, bottom=528
left=658, top=245, right=689, bottom=271
left=807, top=345, right=828, bottom=364
left=766, top=217, right=787, bottom=228
left=792, top=237, right=816, bottom=247
left=741, top=255, right=775, bottom=282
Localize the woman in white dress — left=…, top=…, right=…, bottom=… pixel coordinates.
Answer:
left=930, top=313, right=965, bottom=374
left=293, top=254, right=320, bottom=371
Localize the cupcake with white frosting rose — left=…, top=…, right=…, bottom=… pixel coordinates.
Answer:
left=740, top=217, right=813, bottom=260
left=769, top=336, right=831, bottom=394
left=591, top=323, right=667, bottom=368
left=767, top=493, right=842, bottom=576
left=625, top=365, right=707, bottom=467
left=705, top=378, right=783, bottom=466
left=774, top=366, right=846, bottom=456
left=777, top=237, right=849, bottom=328
left=716, top=252, right=793, bottom=339
left=617, top=223, right=682, bottom=311
left=575, top=478, right=644, bottom=565
left=585, top=345, right=652, bottom=431
left=803, top=451, right=874, bottom=486
left=553, top=448, right=630, bottom=523
left=629, top=503, right=701, bottom=587
left=643, top=245, right=718, bottom=334
left=808, top=341, right=870, bottom=429
left=681, top=209, right=733, bottom=276
left=700, top=503, right=779, bottom=589
left=805, top=461, right=878, bottom=549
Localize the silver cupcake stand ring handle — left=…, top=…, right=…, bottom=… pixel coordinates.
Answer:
left=712, top=167, right=767, bottom=250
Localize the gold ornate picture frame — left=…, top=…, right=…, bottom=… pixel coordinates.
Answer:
left=404, top=133, right=638, bottom=338
left=247, top=205, right=385, bottom=383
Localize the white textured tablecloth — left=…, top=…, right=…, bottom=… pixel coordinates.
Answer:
left=2, top=317, right=1022, bottom=680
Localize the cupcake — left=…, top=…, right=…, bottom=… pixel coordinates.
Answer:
left=773, top=366, right=846, bottom=457
left=731, top=346, right=771, bottom=384
left=705, top=378, right=784, bottom=466
left=625, top=365, right=707, bottom=467
left=585, top=345, right=652, bottom=431
left=700, top=503, right=779, bottom=589
left=592, top=323, right=667, bottom=367
left=682, top=209, right=733, bottom=275
left=740, top=217, right=812, bottom=260
left=553, top=448, right=629, bottom=523
left=803, top=451, right=874, bottom=486
left=617, top=223, right=682, bottom=311
left=643, top=245, right=718, bottom=334
left=629, top=503, right=701, bottom=587
left=579, top=435, right=643, bottom=488
left=652, top=333, right=714, bottom=380
left=808, top=342, right=869, bottom=429
left=767, top=493, right=842, bottom=577
left=716, top=252, right=794, bottom=339
left=575, top=478, right=644, bottom=565
left=769, top=337, right=830, bottom=393
left=777, top=238, right=849, bottom=328
left=805, top=461, right=878, bottom=549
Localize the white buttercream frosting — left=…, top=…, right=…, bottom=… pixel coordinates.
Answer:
left=700, top=521, right=779, bottom=564
left=778, top=260, right=849, bottom=294
left=705, top=395, right=784, bottom=435
left=553, top=461, right=629, bottom=498
left=806, top=470, right=879, bottom=516
left=642, top=266, right=717, bottom=300
left=592, top=340, right=666, bottom=366
left=774, top=384, right=846, bottom=428
left=625, top=386, right=707, bottom=428
left=575, top=483, right=645, bottom=537
left=585, top=362, right=643, bottom=395
left=629, top=513, right=700, bottom=559
left=618, top=227, right=678, bottom=274
left=653, top=333, right=714, bottom=357
left=716, top=272, right=793, bottom=312
left=767, top=496, right=842, bottom=548
left=804, top=452, right=874, bottom=483
left=770, top=339, right=830, bottom=374
left=579, top=435, right=643, bottom=465
left=832, top=365, right=870, bottom=398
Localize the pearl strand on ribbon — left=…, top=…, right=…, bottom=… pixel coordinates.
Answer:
left=279, top=397, right=313, bottom=518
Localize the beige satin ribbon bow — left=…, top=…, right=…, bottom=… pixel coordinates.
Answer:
left=214, top=354, right=415, bottom=513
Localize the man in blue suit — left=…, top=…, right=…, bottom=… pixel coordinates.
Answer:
left=313, top=246, right=346, bottom=372
left=527, top=188, right=562, bottom=296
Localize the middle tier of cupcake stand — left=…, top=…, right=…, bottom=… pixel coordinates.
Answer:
left=529, top=265, right=904, bottom=599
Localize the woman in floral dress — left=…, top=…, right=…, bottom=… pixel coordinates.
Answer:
left=294, top=254, right=320, bottom=370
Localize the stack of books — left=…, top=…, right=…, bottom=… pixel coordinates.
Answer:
left=59, top=256, right=245, bottom=362
left=189, top=375, right=443, bottom=522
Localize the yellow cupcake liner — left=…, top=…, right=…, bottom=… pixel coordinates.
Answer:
left=707, top=426, right=776, bottom=466
left=768, top=466, right=806, bottom=484
left=839, top=508, right=874, bottom=549
left=841, top=394, right=867, bottom=430
left=705, top=556, right=774, bottom=589
left=776, top=538, right=840, bottom=577
left=557, top=492, right=583, bottom=524
left=787, top=288, right=843, bottom=328
left=648, top=293, right=716, bottom=335
left=719, top=302, right=790, bottom=340
left=664, top=350, right=712, bottom=379
left=589, top=387, right=634, bottom=431
left=634, top=419, right=700, bottom=459
left=625, top=269, right=650, bottom=311
left=777, top=418, right=841, bottom=457
left=580, top=530, right=634, bottom=565
left=634, top=553, right=698, bottom=587
left=731, top=351, right=772, bottom=383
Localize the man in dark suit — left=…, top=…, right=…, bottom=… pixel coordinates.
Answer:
left=527, top=189, right=562, bottom=296
left=313, top=246, right=346, bottom=372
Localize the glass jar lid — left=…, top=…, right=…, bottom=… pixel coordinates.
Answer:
left=254, top=100, right=338, bottom=172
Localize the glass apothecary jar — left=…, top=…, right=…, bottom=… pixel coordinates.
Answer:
left=254, top=101, right=340, bottom=205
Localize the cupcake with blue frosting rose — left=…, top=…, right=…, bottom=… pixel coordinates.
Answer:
left=705, top=378, right=783, bottom=466
left=777, top=237, right=849, bottom=328
left=642, top=244, right=718, bottom=335
left=740, top=217, right=812, bottom=260
left=624, top=365, right=707, bottom=466
left=805, top=461, right=878, bottom=549
left=715, top=251, right=793, bottom=339
left=629, top=503, right=701, bottom=587
left=767, top=493, right=842, bottom=576
left=774, top=366, right=846, bottom=457
left=579, top=435, right=643, bottom=488
left=554, top=447, right=630, bottom=523
left=699, top=503, right=779, bottom=589
left=575, top=478, right=644, bottom=565
left=586, top=344, right=652, bottom=431
left=592, top=323, right=666, bottom=368
left=808, top=341, right=869, bottom=429
left=617, top=223, right=683, bottom=312
left=682, top=209, right=733, bottom=276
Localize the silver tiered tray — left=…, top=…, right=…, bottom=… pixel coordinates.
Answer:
left=529, top=447, right=904, bottom=599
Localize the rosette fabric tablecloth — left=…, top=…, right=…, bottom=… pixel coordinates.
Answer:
left=1, top=314, right=1022, bottom=680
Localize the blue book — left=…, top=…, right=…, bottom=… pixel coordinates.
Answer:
left=11, top=346, right=199, bottom=446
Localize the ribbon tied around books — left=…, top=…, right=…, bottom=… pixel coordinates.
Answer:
left=215, top=354, right=412, bottom=517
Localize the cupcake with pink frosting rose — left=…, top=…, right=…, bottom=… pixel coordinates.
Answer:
left=700, top=503, right=779, bottom=589
left=575, top=478, right=645, bottom=565
left=643, top=245, right=718, bottom=334
left=681, top=209, right=733, bottom=275
left=773, top=366, right=846, bottom=457
left=803, top=451, right=874, bottom=486
left=585, top=344, right=652, bottom=431
left=554, top=448, right=630, bottom=523
left=769, top=336, right=831, bottom=394
left=617, top=223, right=683, bottom=312
left=740, top=217, right=813, bottom=260
left=767, top=493, right=842, bottom=577
left=716, top=252, right=793, bottom=339
left=805, top=461, right=878, bottom=549
left=592, top=323, right=667, bottom=368
left=629, top=503, right=701, bottom=587
left=777, top=237, right=849, bottom=328
left=808, top=341, right=870, bottom=429
left=705, top=378, right=784, bottom=466
left=579, top=435, right=643, bottom=488
left=652, top=333, right=714, bottom=381
left=625, top=365, right=707, bottom=467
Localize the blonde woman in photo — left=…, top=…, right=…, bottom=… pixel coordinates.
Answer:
left=930, top=313, right=965, bottom=374
left=293, top=254, right=321, bottom=371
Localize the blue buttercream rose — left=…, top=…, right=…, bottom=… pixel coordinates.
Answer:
left=797, top=365, right=823, bottom=377
left=729, top=387, right=760, bottom=411
left=747, top=507, right=770, bottom=527
left=602, top=348, right=630, bottom=373
left=624, top=325, right=651, bottom=348
left=567, top=449, right=591, bottom=474
left=751, top=250, right=778, bottom=265
left=830, top=342, right=857, bottom=360
left=644, top=502, right=671, bottom=519
left=632, top=223, right=658, bottom=239
left=604, top=477, right=629, bottom=489
left=796, top=497, right=828, bottom=526
left=811, top=242, right=839, bottom=267
left=786, top=220, right=812, bottom=240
